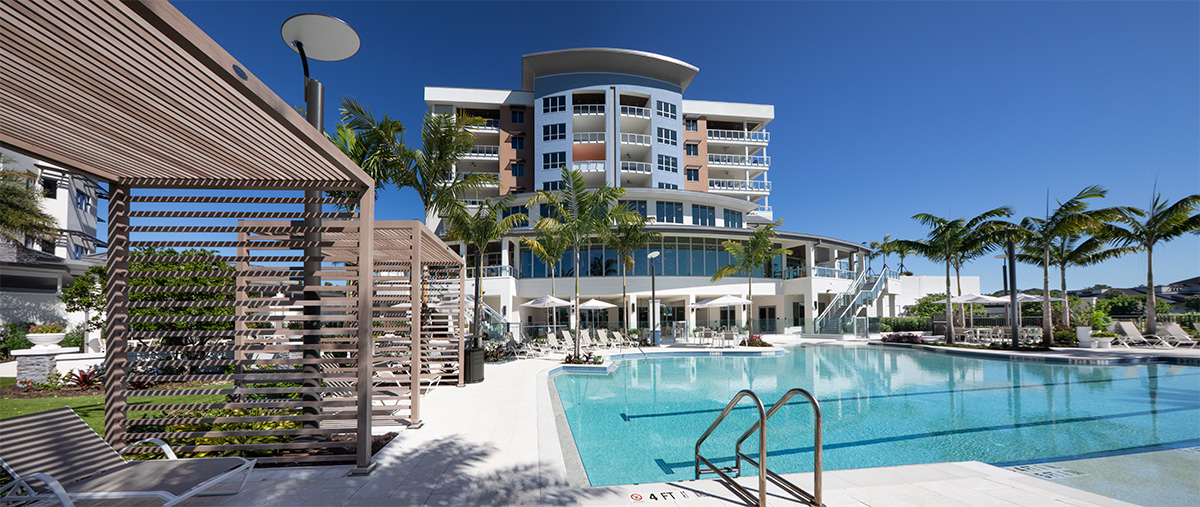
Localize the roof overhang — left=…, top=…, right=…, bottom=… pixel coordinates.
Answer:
left=0, top=0, right=371, bottom=190
left=522, top=48, right=699, bottom=92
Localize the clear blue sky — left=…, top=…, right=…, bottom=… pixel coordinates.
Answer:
left=175, top=1, right=1199, bottom=294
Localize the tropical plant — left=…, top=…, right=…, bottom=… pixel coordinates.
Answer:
left=710, top=220, right=792, bottom=333
left=1104, top=191, right=1200, bottom=334
left=1016, top=186, right=1127, bottom=343
left=602, top=214, right=661, bottom=330
left=895, top=206, right=1014, bottom=342
left=324, top=98, right=412, bottom=208
left=1015, top=232, right=1132, bottom=328
left=60, top=265, right=106, bottom=333
left=892, top=241, right=917, bottom=275
left=528, top=167, right=633, bottom=357
left=521, top=223, right=571, bottom=329
left=0, top=154, right=59, bottom=248
left=444, top=195, right=526, bottom=346
left=28, top=322, right=64, bottom=334
left=868, top=234, right=892, bottom=271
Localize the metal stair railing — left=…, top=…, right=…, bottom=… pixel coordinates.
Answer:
left=815, top=268, right=868, bottom=333
left=734, top=388, right=823, bottom=506
left=695, top=390, right=768, bottom=506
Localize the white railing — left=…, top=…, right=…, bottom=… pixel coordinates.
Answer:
left=464, top=145, right=500, bottom=158
left=620, top=105, right=650, bottom=118
left=573, top=161, right=605, bottom=172
left=572, top=132, right=605, bottom=143
left=466, top=265, right=515, bottom=278
left=621, top=133, right=651, bottom=145
left=467, top=119, right=502, bottom=130
left=708, top=154, right=770, bottom=167
left=621, top=161, right=652, bottom=174
left=753, top=205, right=772, bottom=213
left=708, top=179, right=771, bottom=193
left=707, top=129, right=769, bottom=143
left=573, top=104, right=605, bottom=115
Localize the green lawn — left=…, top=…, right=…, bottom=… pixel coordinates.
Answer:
left=1, top=381, right=232, bottom=435
left=0, top=377, right=14, bottom=388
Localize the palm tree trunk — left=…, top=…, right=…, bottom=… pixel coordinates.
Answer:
left=621, top=261, right=628, bottom=333
left=944, top=258, right=954, bottom=342
left=1042, top=243, right=1053, bottom=346
left=1146, top=244, right=1157, bottom=335
left=747, top=272, right=753, bottom=335
left=573, top=244, right=581, bottom=358
left=1060, top=265, right=1069, bottom=328
left=954, top=266, right=965, bottom=329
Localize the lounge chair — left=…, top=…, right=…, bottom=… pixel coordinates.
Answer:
left=505, top=338, right=538, bottom=358
left=1194, top=322, right=1200, bottom=336
left=1114, top=321, right=1173, bottom=349
left=608, top=329, right=630, bottom=348
left=545, top=331, right=566, bottom=352
left=1161, top=322, right=1199, bottom=349
left=0, top=407, right=255, bottom=507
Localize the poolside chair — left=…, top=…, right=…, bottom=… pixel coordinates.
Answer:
left=505, top=338, right=538, bottom=358
left=608, top=329, right=630, bottom=348
left=1194, top=322, right=1200, bottom=336
left=1114, top=321, right=1172, bottom=349
left=0, top=407, right=255, bottom=507
left=1160, top=322, right=1199, bottom=349
left=545, top=331, right=566, bottom=352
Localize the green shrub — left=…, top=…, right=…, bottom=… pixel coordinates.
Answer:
left=882, top=317, right=928, bottom=332
left=1053, top=329, right=1077, bottom=347
left=879, top=322, right=893, bottom=333
left=1, top=323, right=32, bottom=359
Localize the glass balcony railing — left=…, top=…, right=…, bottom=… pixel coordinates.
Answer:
left=573, top=161, right=605, bottom=172
left=465, top=145, right=500, bottom=158
left=572, top=132, right=605, bottom=143
left=783, top=266, right=858, bottom=280
left=621, top=133, right=651, bottom=146
left=467, top=119, right=502, bottom=130
left=572, top=104, right=605, bottom=115
left=620, top=161, right=652, bottom=174
left=708, top=179, right=771, bottom=193
left=708, top=154, right=770, bottom=167
left=707, top=129, right=769, bottom=143
left=619, top=105, right=651, bottom=118
left=466, top=265, right=515, bottom=278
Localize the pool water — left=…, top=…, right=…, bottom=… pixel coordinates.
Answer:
left=551, top=345, right=1200, bottom=487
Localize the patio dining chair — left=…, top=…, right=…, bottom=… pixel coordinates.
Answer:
left=0, top=407, right=255, bottom=507
left=1114, top=321, right=1172, bottom=349
left=1160, top=322, right=1198, bottom=349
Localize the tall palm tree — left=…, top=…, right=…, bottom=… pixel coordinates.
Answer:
left=892, top=242, right=917, bottom=275
left=528, top=167, right=633, bottom=357
left=896, top=206, right=1014, bottom=342
left=868, top=234, right=892, bottom=271
left=521, top=224, right=570, bottom=327
left=711, top=220, right=792, bottom=333
left=602, top=213, right=662, bottom=330
left=1018, top=186, right=1126, bottom=342
left=0, top=154, right=58, bottom=248
left=323, top=99, right=413, bottom=209
left=445, top=195, right=526, bottom=347
left=1017, top=233, right=1133, bottom=328
left=1105, top=191, right=1200, bottom=334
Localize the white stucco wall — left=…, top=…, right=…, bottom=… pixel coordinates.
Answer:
left=895, top=275, right=982, bottom=315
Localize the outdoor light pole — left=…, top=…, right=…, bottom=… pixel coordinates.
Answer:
left=648, top=251, right=660, bottom=345
left=1007, top=240, right=1019, bottom=348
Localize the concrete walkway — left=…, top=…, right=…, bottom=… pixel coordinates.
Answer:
left=167, top=340, right=1160, bottom=506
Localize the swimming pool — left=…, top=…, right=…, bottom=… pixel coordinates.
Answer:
left=551, top=344, right=1200, bottom=487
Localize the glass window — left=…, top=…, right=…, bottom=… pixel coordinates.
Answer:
left=619, top=200, right=647, bottom=218
left=656, top=101, right=677, bottom=120
left=74, top=245, right=85, bottom=260
left=543, top=95, right=565, bottom=113
left=41, top=238, right=54, bottom=253
left=657, top=183, right=679, bottom=189
left=663, top=239, right=677, bottom=276
left=542, top=152, right=566, bottom=171
left=656, top=155, right=677, bottom=173
left=503, top=206, right=528, bottom=227
left=656, top=127, right=677, bottom=146
left=686, top=168, right=699, bottom=181
left=542, top=123, right=566, bottom=141
left=685, top=144, right=698, bottom=156
left=724, top=210, right=743, bottom=228
left=692, top=205, right=715, bottom=226
left=541, top=180, right=563, bottom=191
left=511, top=110, right=525, bottom=123
left=74, top=193, right=89, bottom=212
left=511, top=163, right=525, bottom=177
left=511, top=137, right=524, bottom=150
left=685, top=119, right=698, bottom=131
left=42, top=178, right=57, bottom=199
left=656, top=201, right=683, bottom=223
left=691, top=239, right=705, bottom=277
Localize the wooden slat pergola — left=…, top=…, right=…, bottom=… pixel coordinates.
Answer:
left=0, top=0, right=463, bottom=472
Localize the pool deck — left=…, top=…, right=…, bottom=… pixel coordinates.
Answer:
left=159, top=337, right=1200, bottom=506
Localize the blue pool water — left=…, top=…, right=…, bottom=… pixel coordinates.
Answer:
left=551, top=345, right=1200, bottom=487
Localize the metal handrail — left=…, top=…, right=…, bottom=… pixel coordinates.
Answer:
left=694, top=390, right=767, bottom=507
left=734, top=388, right=823, bottom=507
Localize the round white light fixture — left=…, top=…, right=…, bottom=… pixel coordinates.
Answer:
left=281, top=13, right=360, bottom=62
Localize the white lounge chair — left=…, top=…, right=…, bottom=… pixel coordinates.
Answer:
left=1161, top=322, right=1199, bottom=349
left=1115, top=321, right=1172, bottom=348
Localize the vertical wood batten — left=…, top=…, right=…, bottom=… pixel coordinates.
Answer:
left=354, top=186, right=375, bottom=473
left=103, top=183, right=130, bottom=448
left=409, top=224, right=423, bottom=427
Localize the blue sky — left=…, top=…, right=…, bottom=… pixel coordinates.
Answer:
left=175, top=1, right=1199, bottom=294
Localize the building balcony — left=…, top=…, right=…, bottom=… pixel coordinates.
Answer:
left=620, top=133, right=651, bottom=146
left=747, top=205, right=772, bottom=221
left=619, top=105, right=650, bottom=119
left=462, top=145, right=500, bottom=160
left=572, top=104, right=605, bottom=115
left=783, top=266, right=857, bottom=280
left=707, top=153, right=770, bottom=169
left=620, top=161, right=652, bottom=174
left=573, top=160, right=605, bottom=173
left=706, top=129, right=769, bottom=145
left=572, top=132, right=605, bottom=143
left=467, top=265, right=515, bottom=279
left=708, top=178, right=770, bottom=194
left=466, top=119, right=502, bottom=131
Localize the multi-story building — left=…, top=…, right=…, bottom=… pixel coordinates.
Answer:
left=425, top=48, right=900, bottom=337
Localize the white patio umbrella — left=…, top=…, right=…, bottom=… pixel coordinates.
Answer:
left=706, top=295, right=752, bottom=330
left=521, top=295, right=573, bottom=337
left=577, top=298, right=616, bottom=330
left=934, top=293, right=1007, bottom=328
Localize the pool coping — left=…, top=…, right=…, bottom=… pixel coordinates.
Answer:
left=545, top=345, right=787, bottom=377
left=871, top=341, right=1200, bottom=366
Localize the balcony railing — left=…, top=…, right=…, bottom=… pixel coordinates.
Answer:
left=573, top=161, right=605, bottom=172
left=707, top=129, right=769, bottom=143
left=572, top=132, right=605, bottom=143
left=573, top=104, right=605, bottom=115
left=783, top=266, right=857, bottom=280
left=619, top=105, right=650, bottom=118
left=620, top=161, right=652, bottom=174
left=708, top=179, right=771, bottom=193
left=467, top=119, right=502, bottom=130
left=621, top=133, right=651, bottom=146
left=464, top=145, right=500, bottom=158
left=708, top=154, right=770, bottom=168
left=466, top=265, right=515, bottom=278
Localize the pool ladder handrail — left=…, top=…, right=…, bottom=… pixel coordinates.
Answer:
left=694, top=388, right=823, bottom=507
left=735, top=388, right=823, bottom=506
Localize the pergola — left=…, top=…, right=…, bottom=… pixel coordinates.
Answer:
left=1, top=0, right=462, bottom=472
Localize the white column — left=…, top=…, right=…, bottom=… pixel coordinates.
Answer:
left=459, top=243, right=467, bottom=258
left=805, top=297, right=818, bottom=334
left=627, top=294, right=638, bottom=333
left=500, top=238, right=510, bottom=268
left=686, top=293, right=696, bottom=339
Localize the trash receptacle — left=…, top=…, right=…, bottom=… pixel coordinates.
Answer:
left=465, top=346, right=484, bottom=384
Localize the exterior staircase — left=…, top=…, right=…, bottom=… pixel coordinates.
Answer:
left=815, top=268, right=898, bottom=335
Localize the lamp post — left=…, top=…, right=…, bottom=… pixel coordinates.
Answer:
left=648, top=251, right=660, bottom=345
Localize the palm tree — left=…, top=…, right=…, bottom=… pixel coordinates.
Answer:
left=602, top=213, right=662, bottom=330
left=528, top=167, right=633, bottom=357
left=896, top=207, right=1014, bottom=342
left=868, top=234, right=892, bottom=271
left=0, top=154, right=58, bottom=248
left=1018, top=186, right=1127, bottom=342
left=892, top=242, right=917, bottom=275
left=323, top=99, right=413, bottom=209
left=521, top=224, right=571, bottom=328
left=1105, top=191, right=1200, bottom=334
left=711, top=220, right=792, bottom=334
left=445, top=195, right=526, bottom=347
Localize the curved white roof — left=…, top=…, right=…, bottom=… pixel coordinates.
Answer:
left=521, top=48, right=699, bottom=92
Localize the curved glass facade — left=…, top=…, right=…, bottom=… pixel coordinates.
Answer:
left=518, top=236, right=785, bottom=279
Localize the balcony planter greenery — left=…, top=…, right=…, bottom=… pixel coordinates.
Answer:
left=26, top=323, right=66, bottom=349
